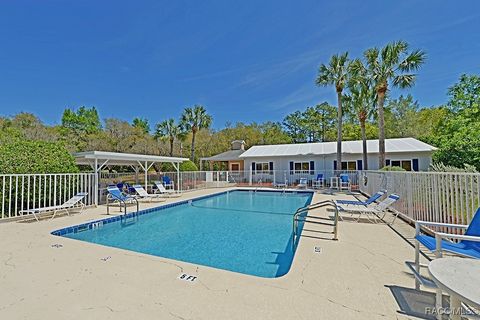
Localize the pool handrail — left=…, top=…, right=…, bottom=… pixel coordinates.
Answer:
left=292, top=200, right=339, bottom=247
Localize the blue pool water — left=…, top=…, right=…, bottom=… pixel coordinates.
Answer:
left=56, top=190, right=312, bottom=278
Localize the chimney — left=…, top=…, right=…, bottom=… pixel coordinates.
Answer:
left=231, top=140, right=245, bottom=151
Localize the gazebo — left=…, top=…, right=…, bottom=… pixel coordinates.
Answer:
left=74, top=151, right=188, bottom=205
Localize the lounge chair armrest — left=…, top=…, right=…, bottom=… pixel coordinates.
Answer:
left=415, top=221, right=469, bottom=229
left=436, top=232, right=480, bottom=242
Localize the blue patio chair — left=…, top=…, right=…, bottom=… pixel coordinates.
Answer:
left=162, top=176, right=174, bottom=189
left=409, top=208, right=480, bottom=310
left=336, top=190, right=386, bottom=206
left=339, top=174, right=351, bottom=191
left=312, top=173, right=324, bottom=189
left=106, top=186, right=139, bottom=214
left=415, top=207, right=480, bottom=260
left=124, top=182, right=136, bottom=194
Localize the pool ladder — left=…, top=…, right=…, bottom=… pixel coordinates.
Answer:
left=292, top=200, right=339, bottom=249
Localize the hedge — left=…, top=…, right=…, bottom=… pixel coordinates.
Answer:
left=0, top=140, right=78, bottom=174
left=160, top=160, right=198, bottom=172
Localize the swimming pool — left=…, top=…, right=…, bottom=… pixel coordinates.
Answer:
left=53, top=190, right=313, bottom=278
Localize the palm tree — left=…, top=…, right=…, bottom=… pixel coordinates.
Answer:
left=180, top=105, right=212, bottom=161
left=364, top=40, right=426, bottom=168
left=155, top=118, right=183, bottom=156
left=316, top=52, right=349, bottom=170
left=345, top=59, right=377, bottom=170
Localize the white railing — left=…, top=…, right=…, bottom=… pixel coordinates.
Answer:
left=227, top=170, right=359, bottom=189
left=0, top=173, right=96, bottom=220
left=359, top=170, right=480, bottom=225
left=4, top=169, right=477, bottom=226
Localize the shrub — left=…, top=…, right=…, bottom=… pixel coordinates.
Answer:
left=0, top=140, right=78, bottom=174
left=380, top=166, right=406, bottom=172
left=160, top=160, right=198, bottom=172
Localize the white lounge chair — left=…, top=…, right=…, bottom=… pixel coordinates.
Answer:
left=274, top=179, right=288, bottom=188
left=336, top=193, right=400, bottom=223
left=132, top=185, right=165, bottom=202
left=154, top=181, right=182, bottom=197
left=297, top=178, right=308, bottom=189
left=19, top=192, right=88, bottom=221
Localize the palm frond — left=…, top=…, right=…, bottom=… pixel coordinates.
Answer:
left=398, top=49, right=426, bottom=72
left=393, top=74, right=416, bottom=88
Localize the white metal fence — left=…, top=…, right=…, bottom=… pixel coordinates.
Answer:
left=359, top=170, right=480, bottom=225
left=0, top=173, right=96, bottom=220
left=2, top=170, right=479, bottom=226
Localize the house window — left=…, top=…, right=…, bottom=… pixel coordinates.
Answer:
left=230, top=163, right=240, bottom=171
left=341, top=161, right=357, bottom=171
left=255, top=162, right=270, bottom=173
left=294, top=162, right=311, bottom=173
left=391, top=160, right=412, bottom=171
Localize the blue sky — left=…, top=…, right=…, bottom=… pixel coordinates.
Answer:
left=1, top=0, right=479, bottom=129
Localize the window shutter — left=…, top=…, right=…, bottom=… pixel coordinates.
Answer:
left=289, top=161, right=294, bottom=174
left=385, top=159, right=390, bottom=167
left=357, top=160, right=363, bottom=170
left=309, top=161, right=315, bottom=174
left=251, top=162, right=255, bottom=171
left=333, top=160, right=337, bottom=170
left=412, top=159, right=419, bottom=171
left=269, top=162, right=274, bottom=171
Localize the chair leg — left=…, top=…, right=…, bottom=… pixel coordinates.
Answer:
left=414, top=241, right=420, bottom=290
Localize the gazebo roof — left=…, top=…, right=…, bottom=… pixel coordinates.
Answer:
left=74, top=151, right=188, bottom=167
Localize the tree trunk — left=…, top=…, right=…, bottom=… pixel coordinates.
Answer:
left=360, top=117, right=368, bottom=170
left=190, top=130, right=196, bottom=161
left=169, top=137, right=174, bottom=157
left=377, top=87, right=387, bottom=168
left=336, top=90, right=343, bottom=170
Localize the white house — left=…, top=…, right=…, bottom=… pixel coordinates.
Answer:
left=238, top=137, right=436, bottom=173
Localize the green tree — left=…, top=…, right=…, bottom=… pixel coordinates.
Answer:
left=132, top=117, right=150, bottom=134
left=180, top=105, right=212, bottom=162
left=283, top=111, right=306, bottom=143
left=364, top=40, right=426, bottom=167
left=155, top=118, right=183, bottom=156
left=384, top=94, right=420, bottom=138
left=345, top=59, right=376, bottom=169
left=61, top=106, right=101, bottom=134
left=259, top=122, right=292, bottom=144
left=316, top=52, right=349, bottom=167
left=430, top=74, right=480, bottom=169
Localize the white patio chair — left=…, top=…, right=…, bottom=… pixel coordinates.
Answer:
left=19, top=192, right=88, bottom=221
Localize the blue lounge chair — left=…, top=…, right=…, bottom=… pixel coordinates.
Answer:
left=162, top=176, right=174, bottom=189
left=312, top=173, right=324, bottom=189
left=339, top=174, right=351, bottom=191
left=106, top=186, right=139, bottom=214
left=336, top=190, right=386, bottom=206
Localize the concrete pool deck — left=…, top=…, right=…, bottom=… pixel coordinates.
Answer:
left=0, top=187, right=434, bottom=320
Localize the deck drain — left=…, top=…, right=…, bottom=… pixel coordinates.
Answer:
left=51, top=244, right=63, bottom=248
left=314, top=246, right=322, bottom=253
left=178, top=273, right=197, bottom=283
left=100, top=256, right=111, bottom=262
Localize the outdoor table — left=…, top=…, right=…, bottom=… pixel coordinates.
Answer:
left=428, top=257, right=480, bottom=320
left=330, top=177, right=339, bottom=190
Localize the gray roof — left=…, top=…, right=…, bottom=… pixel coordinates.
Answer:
left=201, top=149, right=245, bottom=161
left=239, top=138, right=437, bottom=158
